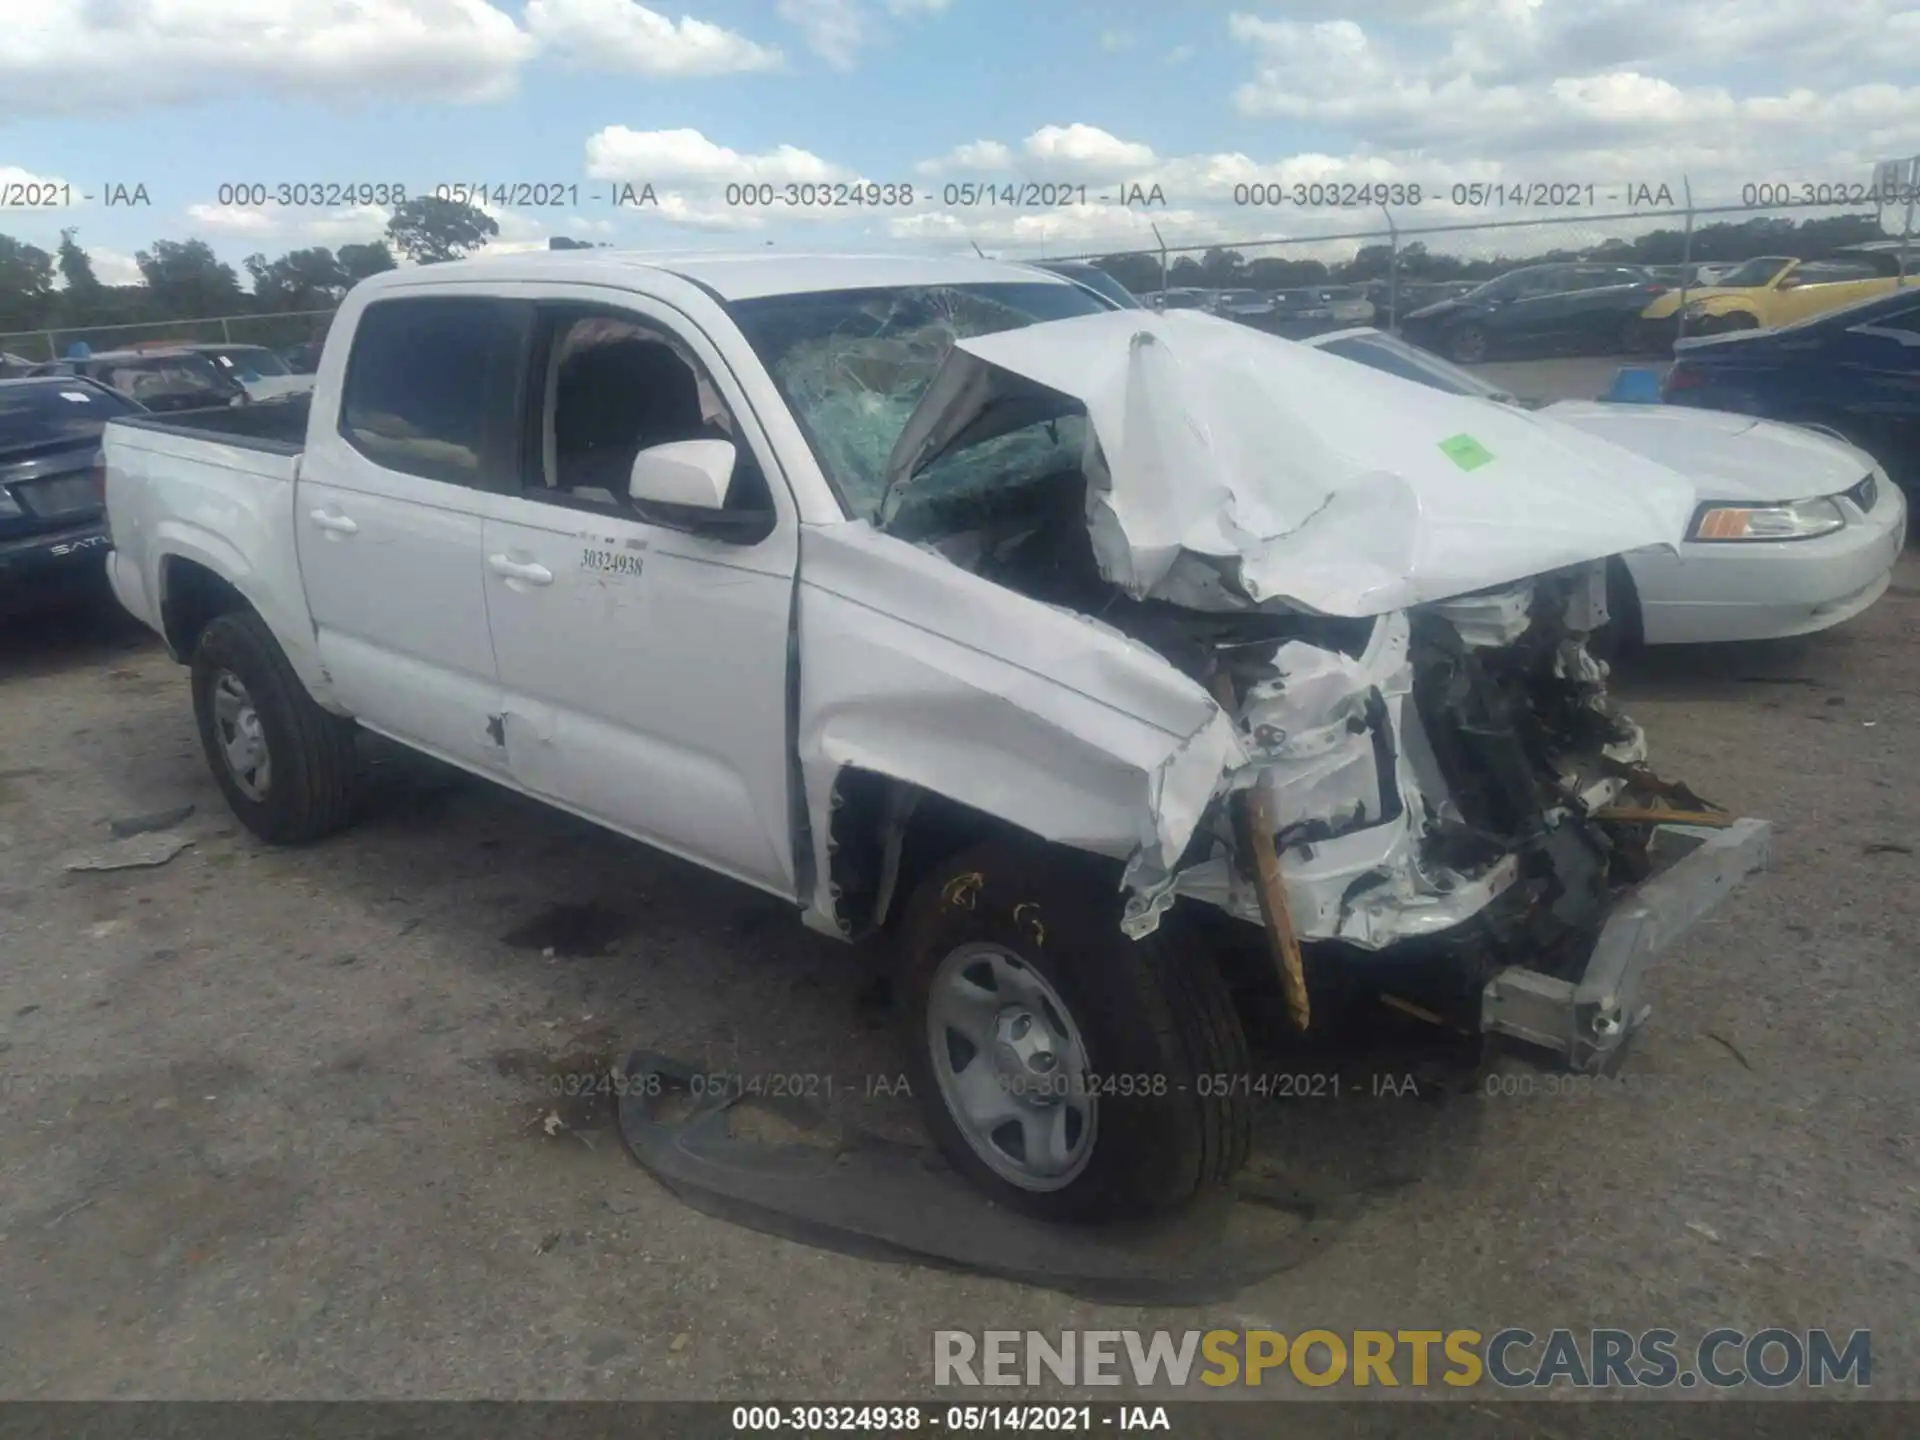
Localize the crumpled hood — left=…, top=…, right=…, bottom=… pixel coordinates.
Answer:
left=1541, top=400, right=1874, bottom=504
left=885, top=309, right=1698, bottom=617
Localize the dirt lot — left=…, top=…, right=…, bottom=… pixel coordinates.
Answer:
left=2, top=521, right=1916, bottom=1405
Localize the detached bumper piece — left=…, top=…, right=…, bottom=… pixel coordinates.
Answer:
left=1480, top=817, right=1771, bottom=1072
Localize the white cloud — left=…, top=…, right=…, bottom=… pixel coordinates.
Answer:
left=775, top=0, right=951, bottom=69
left=1, top=0, right=792, bottom=111
left=914, top=140, right=1014, bottom=176
left=649, top=194, right=771, bottom=231
left=0, top=166, right=81, bottom=210
left=183, top=202, right=393, bottom=247
left=1165, top=43, right=1197, bottom=63
left=524, top=0, right=783, bottom=75
left=89, top=250, right=147, bottom=288
left=585, top=127, right=849, bottom=186
left=47, top=246, right=147, bottom=289
left=1022, top=125, right=1158, bottom=181
left=1225, top=4, right=1920, bottom=195
left=581, top=127, right=862, bottom=226
left=4, top=0, right=536, bottom=110
left=1099, top=28, right=1135, bottom=51
left=777, top=0, right=870, bottom=68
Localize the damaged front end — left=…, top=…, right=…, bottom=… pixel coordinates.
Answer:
left=802, top=301, right=1767, bottom=1074
left=1121, top=561, right=1768, bottom=1069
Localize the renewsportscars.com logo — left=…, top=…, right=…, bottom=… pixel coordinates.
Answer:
left=933, top=1328, right=1872, bottom=1391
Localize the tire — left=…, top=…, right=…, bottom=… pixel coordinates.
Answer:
left=1588, top=557, right=1642, bottom=662
left=897, top=838, right=1253, bottom=1223
left=190, top=608, right=359, bottom=844
left=1448, top=323, right=1490, bottom=364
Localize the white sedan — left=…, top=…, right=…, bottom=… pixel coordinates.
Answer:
left=1303, top=327, right=1907, bottom=646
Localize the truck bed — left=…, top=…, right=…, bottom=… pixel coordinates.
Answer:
left=111, top=393, right=310, bottom=455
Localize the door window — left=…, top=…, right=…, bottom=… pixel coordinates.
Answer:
left=339, top=297, right=523, bottom=487
left=519, top=307, right=773, bottom=521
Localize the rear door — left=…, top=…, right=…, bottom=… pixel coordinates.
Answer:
left=477, top=291, right=802, bottom=898
left=294, top=295, right=525, bottom=773
left=1488, top=268, right=1574, bottom=346
left=1520, top=265, right=1637, bottom=347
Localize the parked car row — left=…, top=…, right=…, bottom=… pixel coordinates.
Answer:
left=1297, top=326, right=1906, bottom=646
left=1, top=340, right=317, bottom=616
left=0, top=375, right=142, bottom=614
left=1640, top=244, right=1914, bottom=341
left=1397, top=263, right=1675, bottom=362
left=1398, top=246, right=1915, bottom=364
left=1136, top=284, right=1379, bottom=337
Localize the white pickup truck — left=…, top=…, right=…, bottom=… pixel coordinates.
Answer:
left=103, top=251, right=1769, bottom=1222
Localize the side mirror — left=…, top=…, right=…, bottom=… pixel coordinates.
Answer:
left=628, top=438, right=736, bottom=509
left=626, top=437, right=775, bottom=544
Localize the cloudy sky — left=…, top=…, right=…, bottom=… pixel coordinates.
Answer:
left=3, top=0, right=1919, bottom=288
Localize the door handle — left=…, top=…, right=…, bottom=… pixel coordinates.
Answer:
left=488, top=554, right=553, bottom=586
left=308, top=509, right=358, bottom=535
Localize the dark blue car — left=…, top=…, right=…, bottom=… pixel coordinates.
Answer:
left=1663, top=286, right=1920, bottom=487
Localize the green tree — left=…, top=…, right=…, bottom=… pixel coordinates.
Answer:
left=1245, top=256, right=1329, bottom=288
left=245, top=247, right=350, bottom=310
left=56, top=228, right=99, bottom=293
left=135, top=238, right=242, bottom=316
left=1092, top=252, right=1161, bottom=293
left=0, top=234, right=56, bottom=329
left=385, top=196, right=497, bottom=265
left=338, top=240, right=397, bottom=283
left=1199, top=247, right=1245, bottom=286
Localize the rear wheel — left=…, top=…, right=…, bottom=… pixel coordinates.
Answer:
left=898, top=839, right=1253, bottom=1223
left=191, top=609, right=359, bottom=844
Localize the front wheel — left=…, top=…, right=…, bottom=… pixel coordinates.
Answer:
left=898, top=840, right=1253, bottom=1223
left=1448, top=323, right=1490, bottom=364
left=191, top=609, right=359, bottom=844
left=1588, top=557, right=1642, bottom=662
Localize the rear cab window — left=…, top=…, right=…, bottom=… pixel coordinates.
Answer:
left=338, top=297, right=526, bottom=487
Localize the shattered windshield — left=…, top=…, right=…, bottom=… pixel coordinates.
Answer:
left=729, top=282, right=1106, bottom=520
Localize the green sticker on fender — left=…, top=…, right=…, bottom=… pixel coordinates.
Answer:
left=1439, top=433, right=1494, bottom=471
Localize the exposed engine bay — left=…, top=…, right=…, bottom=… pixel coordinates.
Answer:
left=915, top=461, right=1724, bottom=997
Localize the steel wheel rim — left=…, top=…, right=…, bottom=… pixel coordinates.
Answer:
left=210, top=669, right=270, bottom=801
left=926, top=941, right=1097, bottom=1192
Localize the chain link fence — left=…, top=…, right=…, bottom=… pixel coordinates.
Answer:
left=988, top=161, right=1919, bottom=353
left=6, top=164, right=1916, bottom=367
left=1, top=308, right=336, bottom=365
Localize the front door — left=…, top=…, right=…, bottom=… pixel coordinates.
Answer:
left=294, top=294, right=525, bottom=773
left=479, top=296, right=801, bottom=897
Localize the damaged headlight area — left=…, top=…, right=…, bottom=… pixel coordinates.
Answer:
left=1121, top=563, right=1714, bottom=996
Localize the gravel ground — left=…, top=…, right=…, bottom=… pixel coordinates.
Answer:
left=1, top=493, right=1915, bottom=1408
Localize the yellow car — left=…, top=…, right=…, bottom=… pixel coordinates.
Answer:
left=1641, top=251, right=1910, bottom=337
